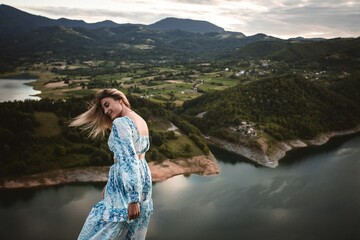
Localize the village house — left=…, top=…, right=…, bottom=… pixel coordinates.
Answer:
left=230, top=121, right=257, bottom=137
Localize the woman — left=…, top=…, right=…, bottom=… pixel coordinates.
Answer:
left=70, top=89, right=153, bottom=240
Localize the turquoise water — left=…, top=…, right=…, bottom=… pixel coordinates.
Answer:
left=0, top=134, right=359, bottom=240
left=0, top=79, right=40, bottom=102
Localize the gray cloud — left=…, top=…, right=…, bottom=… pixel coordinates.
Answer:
left=260, top=2, right=360, bottom=37
left=219, top=0, right=360, bottom=38
left=21, top=0, right=360, bottom=38
left=26, top=6, right=164, bottom=24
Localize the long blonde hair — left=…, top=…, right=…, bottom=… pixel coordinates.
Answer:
left=69, top=88, right=131, bottom=139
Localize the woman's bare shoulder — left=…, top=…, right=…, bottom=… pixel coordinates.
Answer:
left=131, top=113, right=149, bottom=136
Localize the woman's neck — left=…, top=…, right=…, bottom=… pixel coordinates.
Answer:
left=120, top=106, right=133, bottom=117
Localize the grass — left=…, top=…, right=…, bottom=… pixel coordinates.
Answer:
left=64, top=89, right=96, bottom=96
left=149, top=118, right=172, bottom=131
left=148, top=118, right=205, bottom=157
left=166, top=135, right=203, bottom=157
left=33, top=112, right=61, bottom=137
left=2, top=61, right=242, bottom=105
left=96, top=72, right=128, bottom=81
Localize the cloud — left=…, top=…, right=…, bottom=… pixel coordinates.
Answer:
left=24, top=6, right=163, bottom=24
left=224, top=0, right=360, bottom=38
left=8, top=0, right=360, bottom=38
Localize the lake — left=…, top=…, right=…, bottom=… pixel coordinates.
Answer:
left=0, top=133, right=359, bottom=240
left=0, top=79, right=41, bottom=102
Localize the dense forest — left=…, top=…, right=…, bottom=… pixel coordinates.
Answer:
left=181, top=73, right=360, bottom=142
left=0, top=96, right=209, bottom=177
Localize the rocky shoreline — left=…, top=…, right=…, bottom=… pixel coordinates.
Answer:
left=148, top=153, right=219, bottom=182
left=2, top=125, right=358, bottom=189
left=208, top=124, right=360, bottom=168
left=0, top=154, right=219, bottom=189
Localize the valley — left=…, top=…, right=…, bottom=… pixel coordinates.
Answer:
left=0, top=4, right=359, bottom=183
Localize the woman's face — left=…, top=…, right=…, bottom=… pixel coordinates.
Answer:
left=100, top=97, right=123, bottom=120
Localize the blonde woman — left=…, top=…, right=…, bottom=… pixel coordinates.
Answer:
left=70, top=89, right=153, bottom=240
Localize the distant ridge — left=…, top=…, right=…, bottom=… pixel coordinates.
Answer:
left=148, top=17, right=225, bottom=33
left=0, top=4, right=56, bottom=41
left=0, top=4, right=120, bottom=29
left=4, top=2, right=354, bottom=69
left=55, top=18, right=119, bottom=29
left=0, top=5, right=228, bottom=42
left=288, top=36, right=326, bottom=42
left=1, top=4, right=327, bottom=42
left=0, top=4, right=122, bottom=42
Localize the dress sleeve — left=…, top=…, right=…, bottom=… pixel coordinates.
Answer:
left=111, top=118, right=141, bottom=203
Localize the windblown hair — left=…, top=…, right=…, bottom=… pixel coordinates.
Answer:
left=69, top=88, right=131, bottom=139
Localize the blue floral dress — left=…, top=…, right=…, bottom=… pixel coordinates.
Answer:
left=78, top=116, right=153, bottom=240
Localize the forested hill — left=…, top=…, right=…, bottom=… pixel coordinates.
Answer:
left=0, top=96, right=209, bottom=177
left=181, top=74, right=360, bottom=142
left=233, top=37, right=360, bottom=69
left=148, top=17, right=225, bottom=33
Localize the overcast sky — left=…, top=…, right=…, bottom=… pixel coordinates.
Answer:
left=2, top=0, right=359, bottom=39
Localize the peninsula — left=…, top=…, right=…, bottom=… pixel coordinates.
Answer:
left=0, top=154, right=219, bottom=189
left=208, top=125, right=360, bottom=168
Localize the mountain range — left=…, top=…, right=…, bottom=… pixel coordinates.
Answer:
left=0, top=4, right=327, bottom=43
left=0, top=4, right=236, bottom=42
left=1, top=4, right=359, bottom=73
left=0, top=4, right=278, bottom=71
left=1, top=4, right=359, bottom=168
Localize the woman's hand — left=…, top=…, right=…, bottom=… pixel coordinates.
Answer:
left=128, top=203, right=140, bottom=220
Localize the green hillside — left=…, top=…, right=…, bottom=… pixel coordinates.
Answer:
left=181, top=74, right=360, bottom=142
left=234, top=41, right=290, bottom=58
left=0, top=96, right=208, bottom=177
left=271, top=38, right=360, bottom=69
left=232, top=37, right=360, bottom=71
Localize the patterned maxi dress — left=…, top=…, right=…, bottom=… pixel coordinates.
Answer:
left=78, top=116, right=153, bottom=240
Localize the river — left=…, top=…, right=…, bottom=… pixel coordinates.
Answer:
left=0, top=133, right=359, bottom=240
left=0, top=79, right=40, bottom=102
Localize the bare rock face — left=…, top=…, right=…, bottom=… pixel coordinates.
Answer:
left=306, top=133, right=330, bottom=145
left=0, top=166, right=110, bottom=189
left=206, top=124, right=360, bottom=168
left=286, top=140, right=307, bottom=148
left=148, top=154, right=220, bottom=182
left=207, top=136, right=278, bottom=168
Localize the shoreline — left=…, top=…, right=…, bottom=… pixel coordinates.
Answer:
left=207, top=124, right=360, bottom=168
left=1, top=125, right=358, bottom=188
left=148, top=153, right=219, bottom=182
left=0, top=154, right=219, bottom=189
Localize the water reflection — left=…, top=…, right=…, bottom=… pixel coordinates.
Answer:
left=0, top=135, right=359, bottom=240
left=0, top=184, right=104, bottom=240
left=280, top=132, right=360, bottom=167
left=0, top=79, right=41, bottom=102
left=148, top=134, right=360, bottom=239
